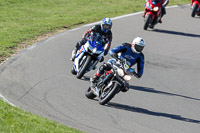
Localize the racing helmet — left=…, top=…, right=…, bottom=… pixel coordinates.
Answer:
left=152, top=0, right=162, bottom=4
left=101, top=17, right=112, bottom=33
left=132, top=37, right=145, bottom=54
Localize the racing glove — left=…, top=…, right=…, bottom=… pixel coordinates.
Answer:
left=99, top=56, right=104, bottom=62
left=111, top=53, right=118, bottom=59
left=133, top=71, right=142, bottom=78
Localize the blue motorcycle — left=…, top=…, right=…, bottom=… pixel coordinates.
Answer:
left=71, top=33, right=105, bottom=79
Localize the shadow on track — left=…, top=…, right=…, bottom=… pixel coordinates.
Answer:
left=153, top=29, right=200, bottom=38
left=129, top=85, right=200, bottom=101
left=107, top=102, right=200, bottom=124
left=81, top=76, right=90, bottom=81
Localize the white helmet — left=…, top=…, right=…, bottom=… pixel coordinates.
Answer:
left=132, top=37, right=145, bottom=54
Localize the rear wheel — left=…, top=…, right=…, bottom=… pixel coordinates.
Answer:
left=76, top=56, right=93, bottom=79
left=192, top=4, right=198, bottom=17
left=144, top=14, right=152, bottom=30
left=85, top=87, right=96, bottom=99
left=98, top=83, right=120, bottom=105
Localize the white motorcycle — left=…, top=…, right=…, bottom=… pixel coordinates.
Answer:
left=85, top=57, right=136, bottom=105
left=71, top=33, right=106, bottom=79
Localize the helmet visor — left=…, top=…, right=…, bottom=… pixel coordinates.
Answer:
left=152, top=0, right=160, bottom=2
left=103, top=24, right=111, bottom=30
left=135, top=45, right=144, bottom=52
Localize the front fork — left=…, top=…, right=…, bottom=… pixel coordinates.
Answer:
left=95, top=73, right=114, bottom=97
left=115, top=76, right=129, bottom=93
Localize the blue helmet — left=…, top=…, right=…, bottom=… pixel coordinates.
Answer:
left=101, top=17, right=112, bottom=33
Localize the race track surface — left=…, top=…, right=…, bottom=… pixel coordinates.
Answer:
left=0, top=5, right=200, bottom=133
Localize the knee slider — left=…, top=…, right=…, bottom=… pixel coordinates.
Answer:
left=75, top=42, right=81, bottom=49
left=99, top=64, right=106, bottom=71
left=99, top=63, right=107, bottom=71
left=80, top=38, right=87, bottom=44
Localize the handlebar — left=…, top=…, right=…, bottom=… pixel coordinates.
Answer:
left=111, top=53, right=139, bottom=78
left=111, top=54, right=126, bottom=64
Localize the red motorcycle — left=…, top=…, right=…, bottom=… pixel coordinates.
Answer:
left=143, top=0, right=162, bottom=30
left=191, top=0, right=200, bottom=17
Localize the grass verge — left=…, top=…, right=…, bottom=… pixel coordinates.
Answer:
left=0, top=99, right=84, bottom=133
left=0, top=0, right=188, bottom=63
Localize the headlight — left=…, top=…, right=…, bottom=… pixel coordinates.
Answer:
left=117, top=68, right=124, bottom=77
left=93, top=47, right=97, bottom=53
left=153, top=7, right=159, bottom=11
left=123, top=75, right=132, bottom=81
left=147, top=3, right=150, bottom=9
left=87, top=43, right=93, bottom=52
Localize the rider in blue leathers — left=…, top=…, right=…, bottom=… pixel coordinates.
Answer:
left=70, top=17, right=113, bottom=62
left=90, top=37, right=145, bottom=90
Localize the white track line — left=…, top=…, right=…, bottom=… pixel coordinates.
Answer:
left=75, top=5, right=180, bottom=29
left=0, top=4, right=185, bottom=107
left=0, top=93, right=16, bottom=107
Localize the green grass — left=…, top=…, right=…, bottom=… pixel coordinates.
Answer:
left=0, top=0, right=189, bottom=132
left=0, top=99, right=84, bottom=133
left=0, top=0, right=188, bottom=62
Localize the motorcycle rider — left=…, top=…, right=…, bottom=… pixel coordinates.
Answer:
left=191, top=0, right=200, bottom=6
left=70, top=17, right=113, bottom=62
left=191, top=0, right=196, bottom=5
left=90, top=37, right=145, bottom=91
left=143, top=0, right=169, bottom=23
left=191, top=0, right=200, bottom=16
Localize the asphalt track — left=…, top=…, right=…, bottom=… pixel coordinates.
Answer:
left=0, top=4, right=200, bottom=133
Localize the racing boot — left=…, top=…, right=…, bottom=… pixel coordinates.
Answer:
left=159, top=12, right=164, bottom=23
left=142, top=13, right=145, bottom=18
left=90, top=75, right=99, bottom=88
left=92, top=65, right=97, bottom=70
left=99, top=56, right=104, bottom=62
left=90, top=74, right=102, bottom=96
left=90, top=70, right=103, bottom=87
left=158, top=18, right=162, bottom=23
left=70, top=49, right=77, bottom=62
left=70, top=41, right=83, bottom=61
left=142, top=10, right=146, bottom=18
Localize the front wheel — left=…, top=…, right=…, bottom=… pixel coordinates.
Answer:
left=98, top=83, right=120, bottom=105
left=71, top=66, right=77, bottom=75
left=192, top=4, right=198, bottom=17
left=76, top=56, right=93, bottom=79
left=144, top=14, right=152, bottom=30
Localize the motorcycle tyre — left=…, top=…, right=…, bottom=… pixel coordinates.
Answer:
left=149, top=25, right=154, bottom=29
left=85, top=87, right=96, bottom=99
left=71, top=66, right=77, bottom=75
left=192, top=4, right=198, bottom=17
left=98, top=83, right=120, bottom=105
left=144, top=14, right=152, bottom=30
left=76, top=55, right=92, bottom=79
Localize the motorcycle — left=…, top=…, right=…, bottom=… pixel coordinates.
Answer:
left=191, top=0, right=200, bottom=17
left=143, top=0, right=162, bottom=30
left=85, top=57, right=135, bottom=105
left=71, top=32, right=105, bottom=79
